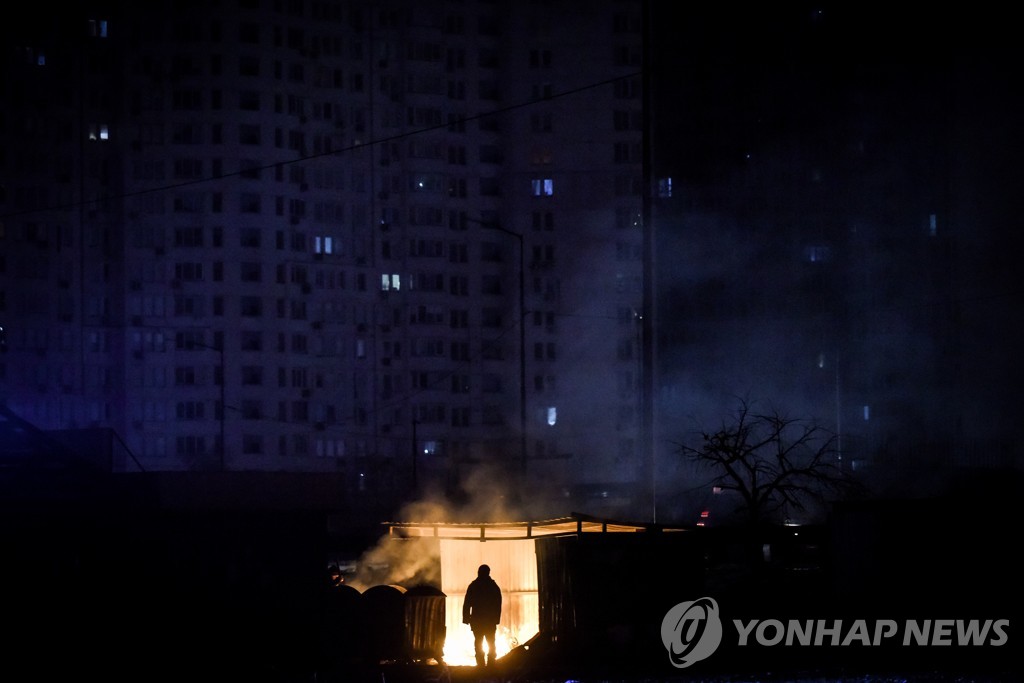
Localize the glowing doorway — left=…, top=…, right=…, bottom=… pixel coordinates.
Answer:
left=439, top=537, right=538, bottom=666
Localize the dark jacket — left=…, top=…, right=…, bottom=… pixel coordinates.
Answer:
left=462, top=575, right=502, bottom=629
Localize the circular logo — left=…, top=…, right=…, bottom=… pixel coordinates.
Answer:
left=660, top=597, right=723, bottom=668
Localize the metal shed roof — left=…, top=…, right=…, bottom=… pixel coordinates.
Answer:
left=385, top=512, right=686, bottom=540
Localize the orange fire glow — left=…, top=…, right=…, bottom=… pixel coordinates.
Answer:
left=438, top=537, right=538, bottom=667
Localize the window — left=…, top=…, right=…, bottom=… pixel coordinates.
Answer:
left=479, top=177, right=500, bottom=197
left=534, top=342, right=557, bottom=360
left=530, top=112, right=552, bottom=133
left=531, top=178, right=553, bottom=196
left=410, top=239, right=444, bottom=257
left=614, top=142, right=641, bottom=164
left=176, top=401, right=205, bottom=420
left=532, top=211, right=554, bottom=231
left=613, top=110, right=642, bottom=131
left=613, top=45, right=641, bottom=67
left=174, top=366, right=197, bottom=386
left=239, top=22, right=260, bottom=43
left=174, top=193, right=204, bottom=213
left=173, top=158, right=203, bottom=179
left=239, top=91, right=260, bottom=110
left=174, top=227, right=203, bottom=247
left=234, top=366, right=261, bottom=389
left=452, top=407, right=470, bottom=427
left=88, top=124, right=110, bottom=141
left=804, top=245, right=831, bottom=263
left=529, top=49, right=552, bottom=68
left=239, top=124, right=261, bottom=145
left=239, top=56, right=260, bottom=77
left=411, top=305, right=445, bottom=325
left=481, top=308, right=503, bottom=328
left=415, top=403, right=446, bottom=424
left=240, top=193, right=261, bottom=213
left=174, top=262, right=203, bottom=281
left=314, top=235, right=334, bottom=254
left=451, top=341, right=469, bottom=361
left=449, top=275, right=468, bottom=296
left=240, top=227, right=260, bottom=248
left=172, top=89, right=203, bottom=111
left=532, top=83, right=553, bottom=100
left=88, top=19, right=109, bottom=38
left=481, top=242, right=503, bottom=262
left=241, top=399, right=265, bottom=420
left=177, top=436, right=206, bottom=457
left=658, top=177, right=673, bottom=198
left=481, top=275, right=502, bottom=295
left=240, top=262, right=262, bottom=282
left=239, top=159, right=261, bottom=180
left=413, top=338, right=445, bottom=357
left=614, top=78, right=640, bottom=99
left=240, top=331, right=262, bottom=351
left=530, top=147, right=552, bottom=165
left=381, top=273, right=401, bottom=291
left=240, top=296, right=262, bottom=317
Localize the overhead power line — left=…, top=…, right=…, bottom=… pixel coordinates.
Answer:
left=0, top=71, right=643, bottom=221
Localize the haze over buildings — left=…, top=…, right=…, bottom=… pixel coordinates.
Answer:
left=2, top=2, right=1021, bottom=522
left=650, top=4, right=1023, bottom=517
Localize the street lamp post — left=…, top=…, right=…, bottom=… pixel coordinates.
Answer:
left=478, top=219, right=527, bottom=477
left=411, top=417, right=419, bottom=492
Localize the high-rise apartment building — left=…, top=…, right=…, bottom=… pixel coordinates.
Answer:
left=0, top=1, right=647, bottom=512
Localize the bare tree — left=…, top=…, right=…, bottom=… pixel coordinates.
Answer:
left=678, top=399, right=859, bottom=527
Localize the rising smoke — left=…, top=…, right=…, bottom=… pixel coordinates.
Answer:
left=347, top=461, right=530, bottom=591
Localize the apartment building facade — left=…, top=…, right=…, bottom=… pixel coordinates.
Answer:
left=0, top=1, right=647, bottom=511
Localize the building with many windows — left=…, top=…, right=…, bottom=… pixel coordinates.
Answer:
left=0, top=1, right=648, bottom=515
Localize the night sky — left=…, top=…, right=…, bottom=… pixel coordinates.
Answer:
left=647, top=3, right=1024, bottom=511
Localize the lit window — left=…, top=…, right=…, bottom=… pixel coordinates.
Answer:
left=531, top=178, right=553, bottom=196
left=380, top=273, right=400, bottom=291
left=658, top=177, right=672, bottom=198
left=88, top=19, right=109, bottom=38
left=314, top=235, right=333, bottom=254
left=863, top=405, right=870, bottom=421
left=547, top=406, right=557, bottom=426
left=88, top=124, right=110, bottom=141
left=804, top=245, right=831, bottom=263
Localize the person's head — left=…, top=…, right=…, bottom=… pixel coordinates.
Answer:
left=478, top=564, right=490, bottom=577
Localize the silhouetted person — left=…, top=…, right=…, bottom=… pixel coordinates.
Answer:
left=462, top=564, right=502, bottom=667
